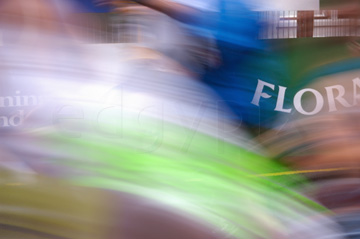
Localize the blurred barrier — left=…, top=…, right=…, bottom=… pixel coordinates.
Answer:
left=60, top=10, right=360, bottom=44
left=259, top=10, right=360, bottom=39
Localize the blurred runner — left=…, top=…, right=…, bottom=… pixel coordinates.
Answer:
left=98, top=0, right=286, bottom=132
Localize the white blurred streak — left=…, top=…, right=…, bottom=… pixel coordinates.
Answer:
left=253, top=0, right=319, bottom=11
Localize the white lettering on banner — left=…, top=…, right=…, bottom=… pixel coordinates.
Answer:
left=0, top=91, right=41, bottom=127
left=251, top=78, right=360, bottom=115
left=0, top=91, right=39, bottom=107
left=353, top=77, right=360, bottom=105
left=251, top=80, right=275, bottom=106
left=0, top=110, right=25, bottom=127
left=275, top=86, right=292, bottom=113
left=325, top=85, right=352, bottom=112
left=294, top=89, right=324, bottom=115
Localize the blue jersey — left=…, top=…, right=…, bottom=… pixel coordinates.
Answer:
left=184, top=0, right=285, bottom=128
